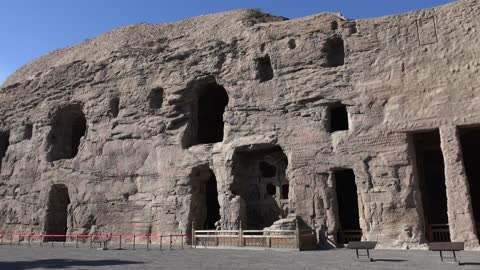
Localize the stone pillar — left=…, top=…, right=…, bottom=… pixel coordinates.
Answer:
left=439, top=125, right=478, bottom=244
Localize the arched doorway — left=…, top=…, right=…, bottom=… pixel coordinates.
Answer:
left=44, top=184, right=70, bottom=242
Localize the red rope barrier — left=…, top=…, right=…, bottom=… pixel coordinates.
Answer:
left=0, top=233, right=190, bottom=239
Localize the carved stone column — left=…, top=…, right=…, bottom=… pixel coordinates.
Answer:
left=439, top=125, right=478, bottom=244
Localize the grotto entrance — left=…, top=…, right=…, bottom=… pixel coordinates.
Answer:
left=47, top=105, right=87, bottom=162
left=412, top=130, right=450, bottom=242
left=334, top=169, right=362, bottom=244
left=44, top=184, right=70, bottom=242
left=459, top=127, right=480, bottom=236
left=183, top=80, right=229, bottom=148
left=0, top=130, right=9, bottom=173
left=232, top=145, right=289, bottom=229
left=190, top=166, right=221, bottom=230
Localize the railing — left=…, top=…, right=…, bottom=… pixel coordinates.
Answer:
left=192, top=221, right=317, bottom=250
left=337, top=229, right=362, bottom=244
left=0, top=233, right=188, bottom=250
left=427, top=224, right=450, bottom=242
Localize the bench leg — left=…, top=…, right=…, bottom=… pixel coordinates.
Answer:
left=355, top=249, right=359, bottom=259
left=452, top=251, right=457, bottom=262
left=367, top=249, right=370, bottom=259
left=439, top=251, right=443, bottom=262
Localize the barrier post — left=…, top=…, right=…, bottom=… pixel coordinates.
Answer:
left=147, top=235, right=150, bottom=250
left=76, top=235, right=79, bottom=248
left=133, top=235, right=136, bottom=250
left=239, top=221, right=243, bottom=247
left=181, top=234, right=184, bottom=249
left=192, top=222, right=196, bottom=248
left=51, top=238, right=54, bottom=247
left=159, top=235, right=162, bottom=251
left=17, top=235, right=21, bottom=246
left=28, top=234, right=31, bottom=246
left=169, top=234, right=172, bottom=250
left=119, top=235, right=122, bottom=250
left=89, top=235, right=93, bottom=248
left=295, top=219, right=301, bottom=250
left=10, top=234, right=12, bottom=246
left=40, top=235, right=43, bottom=247
left=1, top=234, right=3, bottom=245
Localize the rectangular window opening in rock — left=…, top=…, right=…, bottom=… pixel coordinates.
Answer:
left=333, top=168, right=362, bottom=245
left=23, top=123, right=33, bottom=140
left=255, top=55, right=274, bottom=82
left=328, top=103, right=349, bottom=132
left=411, top=130, right=450, bottom=242
left=0, top=130, right=10, bottom=173
left=323, top=36, right=345, bottom=67
left=459, top=127, right=480, bottom=236
left=232, top=145, right=289, bottom=229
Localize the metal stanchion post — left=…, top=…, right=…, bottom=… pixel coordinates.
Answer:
left=133, top=235, right=136, bottom=250
left=170, top=235, right=173, bottom=250
left=147, top=235, right=150, bottom=250
left=76, top=235, right=79, bottom=248
left=119, top=235, right=122, bottom=250
left=181, top=234, right=184, bottom=249
left=160, top=235, right=162, bottom=251
left=90, top=235, right=93, bottom=248
left=28, top=235, right=31, bottom=246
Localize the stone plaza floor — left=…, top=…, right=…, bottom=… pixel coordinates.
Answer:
left=1, top=245, right=480, bottom=270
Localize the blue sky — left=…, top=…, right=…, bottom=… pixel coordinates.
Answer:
left=0, top=0, right=455, bottom=85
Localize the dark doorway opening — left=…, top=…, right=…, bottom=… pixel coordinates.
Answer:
left=255, top=55, right=274, bottom=82
left=459, top=127, right=480, bottom=235
left=0, top=131, right=10, bottom=173
left=412, top=130, right=450, bottom=242
left=47, top=105, right=87, bottom=162
left=328, top=103, right=349, bottom=132
left=232, top=145, right=289, bottom=229
left=206, top=172, right=221, bottom=229
left=189, top=166, right=221, bottom=230
left=197, top=83, right=228, bottom=144
left=44, top=184, right=70, bottom=242
left=334, top=169, right=362, bottom=244
left=323, top=37, right=345, bottom=67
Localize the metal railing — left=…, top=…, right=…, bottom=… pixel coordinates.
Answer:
left=0, top=233, right=188, bottom=250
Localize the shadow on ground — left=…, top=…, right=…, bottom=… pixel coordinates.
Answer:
left=0, top=259, right=143, bottom=269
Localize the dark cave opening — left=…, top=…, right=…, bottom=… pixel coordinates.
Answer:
left=47, top=105, right=87, bottom=162
left=334, top=169, right=361, bottom=244
left=323, top=37, right=345, bottom=67
left=413, top=130, right=450, bottom=242
left=196, top=83, right=229, bottom=144
left=44, top=184, right=70, bottom=242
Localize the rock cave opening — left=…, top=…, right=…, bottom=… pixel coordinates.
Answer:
left=0, top=130, right=10, bottom=173
left=323, top=36, right=345, bottom=67
left=23, top=123, right=33, bottom=140
left=108, top=96, right=120, bottom=118
left=412, top=130, right=450, bottom=242
left=148, top=87, right=163, bottom=109
left=255, top=55, right=274, bottom=82
left=190, top=166, right=221, bottom=230
left=334, top=169, right=361, bottom=244
left=44, top=184, right=70, bottom=242
left=232, top=145, right=289, bottom=229
left=328, top=103, right=349, bottom=132
left=47, top=105, right=87, bottom=162
left=459, top=127, right=480, bottom=235
left=183, top=81, right=229, bottom=148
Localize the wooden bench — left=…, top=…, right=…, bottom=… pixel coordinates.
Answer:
left=346, top=241, right=377, bottom=261
left=429, top=242, right=464, bottom=263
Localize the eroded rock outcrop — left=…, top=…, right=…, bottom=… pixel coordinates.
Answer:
left=1, top=0, right=480, bottom=249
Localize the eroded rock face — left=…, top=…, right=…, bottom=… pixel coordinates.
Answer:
left=1, top=1, right=480, bottom=249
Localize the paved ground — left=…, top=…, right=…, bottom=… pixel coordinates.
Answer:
left=1, top=245, right=480, bottom=270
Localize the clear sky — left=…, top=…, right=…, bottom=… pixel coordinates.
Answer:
left=0, top=0, right=456, bottom=85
